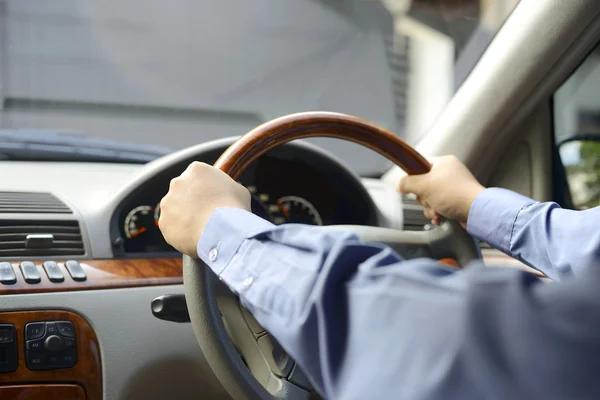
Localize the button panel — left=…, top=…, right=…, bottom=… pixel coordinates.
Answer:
left=0, top=324, right=17, bottom=373
left=25, top=320, right=77, bottom=370
left=2, top=261, right=88, bottom=285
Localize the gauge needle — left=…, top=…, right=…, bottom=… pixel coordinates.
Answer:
left=277, top=200, right=290, bottom=218
left=129, top=227, right=147, bottom=238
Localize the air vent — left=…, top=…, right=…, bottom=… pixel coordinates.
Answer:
left=0, top=192, right=71, bottom=214
left=0, top=220, right=84, bottom=257
left=402, top=196, right=431, bottom=231
left=402, top=196, right=490, bottom=248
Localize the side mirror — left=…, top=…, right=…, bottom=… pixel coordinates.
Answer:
left=558, top=135, right=600, bottom=209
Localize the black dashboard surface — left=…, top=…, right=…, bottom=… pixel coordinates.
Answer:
left=111, top=143, right=378, bottom=256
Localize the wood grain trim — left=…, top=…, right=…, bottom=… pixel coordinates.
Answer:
left=214, top=111, right=431, bottom=179
left=0, top=384, right=86, bottom=400
left=0, top=311, right=101, bottom=400
left=0, top=253, right=546, bottom=295
left=0, top=258, right=183, bottom=295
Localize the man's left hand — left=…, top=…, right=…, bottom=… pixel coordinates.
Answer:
left=158, top=162, right=251, bottom=256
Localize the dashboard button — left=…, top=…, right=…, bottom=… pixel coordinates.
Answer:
left=62, top=337, right=76, bottom=350
left=25, top=322, right=45, bottom=340
left=44, top=335, right=65, bottom=352
left=56, top=321, right=75, bottom=338
left=59, top=349, right=77, bottom=368
left=26, top=352, right=47, bottom=370
left=0, top=324, right=14, bottom=343
left=0, top=263, right=16, bottom=285
left=19, top=261, right=41, bottom=284
left=64, top=260, right=86, bottom=281
left=45, top=322, right=58, bottom=335
left=26, top=338, right=44, bottom=351
left=47, top=353, right=61, bottom=369
left=43, top=261, right=65, bottom=282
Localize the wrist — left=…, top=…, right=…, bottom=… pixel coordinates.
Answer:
left=462, top=184, right=485, bottom=223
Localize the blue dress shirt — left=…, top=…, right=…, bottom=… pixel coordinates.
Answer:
left=197, top=187, right=600, bottom=399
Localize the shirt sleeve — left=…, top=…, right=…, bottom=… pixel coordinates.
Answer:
left=197, top=207, right=600, bottom=400
left=467, top=188, right=600, bottom=281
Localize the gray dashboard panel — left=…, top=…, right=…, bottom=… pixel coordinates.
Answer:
left=0, top=285, right=231, bottom=400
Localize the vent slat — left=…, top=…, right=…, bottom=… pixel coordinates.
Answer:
left=0, top=220, right=84, bottom=257
left=0, top=193, right=57, bottom=197
left=402, top=197, right=490, bottom=249
left=0, top=248, right=84, bottom=256
left=0, top=241, right=83, bottom=250
left=403, top=225, right=427, bottom=231
left=0, top=199, right=67, bottom=208
left=0, top=204, right=67, bottom=208
left=0, top=233, right=81, bottom=241
left=0, top=191, right=72, bottom=214
left=0, top=209, right=71, bottom=214
left=0, top=227, right=80, bottom=234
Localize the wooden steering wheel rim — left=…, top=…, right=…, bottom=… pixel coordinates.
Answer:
left=214, top=111, right=431, bottom=179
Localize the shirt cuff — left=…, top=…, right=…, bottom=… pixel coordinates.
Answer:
left=466, top=188, right=535, bottom=253
left=197, top=208, right=275, bottom=276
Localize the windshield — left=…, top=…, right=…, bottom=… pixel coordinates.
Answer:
left=1, top=0, right=518, bottom=176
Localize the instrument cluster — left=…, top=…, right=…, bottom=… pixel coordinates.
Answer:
left=113, top=144, right=378, bottom=255
left=121, top=190, right=323, bottom=251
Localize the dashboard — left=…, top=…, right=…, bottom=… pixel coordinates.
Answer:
left=110, top=142, right=380, bottom=256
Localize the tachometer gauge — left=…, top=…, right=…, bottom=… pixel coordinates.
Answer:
left=277, top=196, right=323, bottom=226
left=124, top=205, right=155, bottom=239
left=247, top=186, right=286, bottom=224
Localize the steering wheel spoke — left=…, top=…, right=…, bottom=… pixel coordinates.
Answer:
left=326, top=219, right=480, bottom=267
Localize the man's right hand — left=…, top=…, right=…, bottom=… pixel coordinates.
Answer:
left=397, top=155, right=485, bottom=227
left=158, top=161, right=251, bottom=257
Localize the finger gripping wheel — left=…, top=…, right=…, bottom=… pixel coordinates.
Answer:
left=183, top=112, right=480, bottom=400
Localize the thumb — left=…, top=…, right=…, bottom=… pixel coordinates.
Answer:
left=397, top=174, right=427, bottom=196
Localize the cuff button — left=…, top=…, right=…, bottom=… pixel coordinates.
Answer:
left=208, top=248, right=218, bottom=262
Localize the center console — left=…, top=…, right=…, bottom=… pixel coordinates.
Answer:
left=0, top=310, right=101, bottom=400
left=0, top=258, right=185, bottom=399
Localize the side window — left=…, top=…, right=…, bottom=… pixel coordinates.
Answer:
left=554, top=45, right=600, bottom=209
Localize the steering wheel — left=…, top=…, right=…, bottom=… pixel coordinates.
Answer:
left=183, top=112, right=480, bottom=400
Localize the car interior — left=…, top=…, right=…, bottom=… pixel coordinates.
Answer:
left=1, top=0, right=600, bottom=399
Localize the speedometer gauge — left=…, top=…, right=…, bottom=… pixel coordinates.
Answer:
left=277, top=196, right=323, bottom=226
left=124, top=205, right=154, bottom=239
